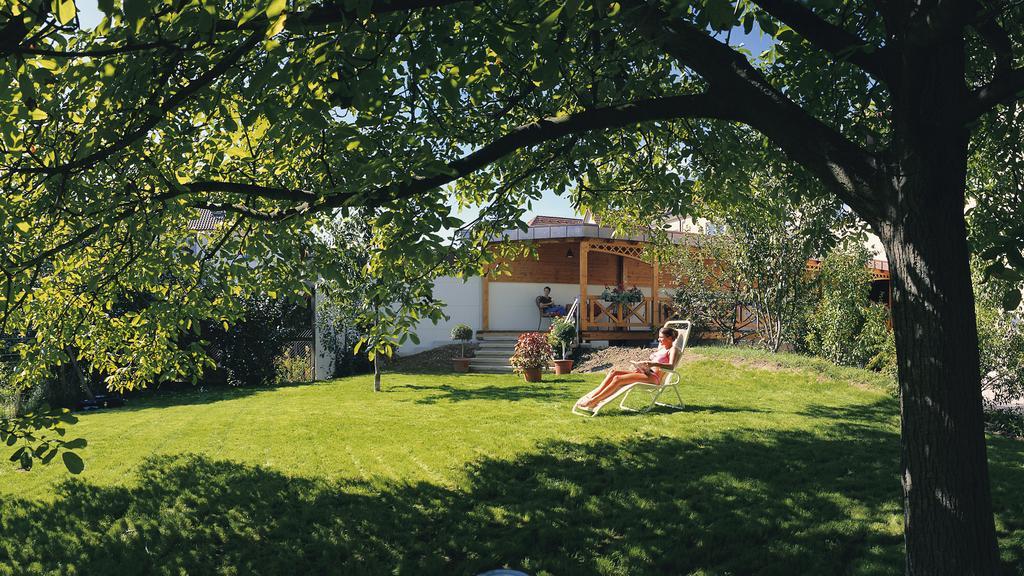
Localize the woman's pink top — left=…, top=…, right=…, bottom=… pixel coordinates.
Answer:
left=647, top=346, right=672, bottom=383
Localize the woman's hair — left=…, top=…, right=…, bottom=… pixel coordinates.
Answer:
left=659, top=327, right=678, bottom=340
left=544, top=286, right=551, bottom=291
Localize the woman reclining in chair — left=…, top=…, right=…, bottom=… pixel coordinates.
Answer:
left=574, top=326, right=678, bottom=412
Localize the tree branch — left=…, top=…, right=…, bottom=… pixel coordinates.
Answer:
left=968, top=4, right=1024, bottom=119
left=749, top=0, right=891, bottom=81
left=185, top=181, right=318, bottom=203
left=20, top=32, right=262, bottom=176
left=1, top=0, right=469, bottom=58
left=637, top=8, right=885, bottom=223
left=192, top=92, right=737, bottom=220
left=969, top=68, right=1024, bottom=118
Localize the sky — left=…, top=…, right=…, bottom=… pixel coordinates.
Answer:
left=73, top=1, right=773, bottom=223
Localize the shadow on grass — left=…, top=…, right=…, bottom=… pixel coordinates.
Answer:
left=594, top=402, right=771, bottom=418
left=3, top=406, right=1021, bottom=575
left=116, top=380, right=326, bottom=413
left=390, top=382, right=581, bottom=405
left=798, top=399, right=900, bottom=425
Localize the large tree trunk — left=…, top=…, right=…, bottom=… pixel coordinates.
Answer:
left=882, top=205, right=1001, bottom=576
left=880, top=32, right=1001, bottom=574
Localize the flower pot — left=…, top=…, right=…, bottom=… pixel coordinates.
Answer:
left=522, top=367, right=543, bottom=382
left=553, top=359, right=574, bottom=375
left=452, top=358, right=471, bottom=373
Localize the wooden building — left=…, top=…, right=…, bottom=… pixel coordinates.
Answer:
left=398, top=214, right=893, bottom=354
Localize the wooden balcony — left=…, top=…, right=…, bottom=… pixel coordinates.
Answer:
left=580, top=296, right=675, bottom=340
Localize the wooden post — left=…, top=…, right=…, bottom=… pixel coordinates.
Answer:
left=652, top=256, right=660, bottom=329
left=482, top=271, right=490, bottom=331
left=579, top=240, right=589, bottom=332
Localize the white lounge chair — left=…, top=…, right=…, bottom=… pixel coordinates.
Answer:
left=573, top=320, right=692, bottom=417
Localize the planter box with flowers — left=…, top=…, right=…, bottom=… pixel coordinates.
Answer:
left=510, top=332, right=553, bottom=382
left=600, top=283, right=644, bottom=305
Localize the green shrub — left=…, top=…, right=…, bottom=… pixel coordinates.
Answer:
left=0, top=361, right=17, bottom=418
left=984, top=408, right=1024, bottom=438
left=509, top=332, right=553, bottom=373
left=275, top=348, right=312, bottom=383
left=861, top=304, right=897, bottom=386
left=804, top=243, right=876, bottom=367
left=546, top=318, right=576, bottom=360
left=209, top=296, right=302, bottom=387
left=331, top=326, right=374, bottom=378
left=974, top=260, right=1024, bottom=405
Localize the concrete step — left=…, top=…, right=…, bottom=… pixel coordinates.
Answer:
left=477, top=340, right=517, bottom=347
left=476, top=347, right=515, bottom=354
left=474, top=350, right=513, bottom=358
left=472, top=365, right=515, bottom=373
left=469, top=357, right=512, bottom=366
left=476, top=331, right=537, bottom=342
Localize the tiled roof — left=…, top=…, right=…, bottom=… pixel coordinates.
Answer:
left=527, top=215, right=584, bottom=227
left=188, top=209, right=226, bottom=231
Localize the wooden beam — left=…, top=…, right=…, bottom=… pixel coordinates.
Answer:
left=652, top=256, right=660, bottom=329
left=580, top=239, right=589, bottom=332
left=482, top=271, right=490, bottom=331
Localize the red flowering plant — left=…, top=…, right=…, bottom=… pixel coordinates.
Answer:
left=600, top=283, right=644, bottom=304
left=509, top=331, right=554, bottom=373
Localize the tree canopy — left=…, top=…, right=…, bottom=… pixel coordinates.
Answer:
left=4, top=0, right=1024, bottom=572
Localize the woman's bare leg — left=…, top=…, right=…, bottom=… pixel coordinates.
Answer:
left=577, top=369, right=630, bottom=406
left=582, top=372, right=657, bottom=408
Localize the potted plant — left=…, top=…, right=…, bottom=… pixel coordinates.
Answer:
left=547, top=317, right=577, bottom=374
left=450, top=323, right=474, bottom=372
left=510, top=331, right=553, bottom=382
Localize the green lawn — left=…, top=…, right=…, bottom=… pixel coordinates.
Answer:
left=1, top=347, right=1022, bottom=575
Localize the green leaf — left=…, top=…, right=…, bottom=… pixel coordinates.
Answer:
left=63, top=438, right=88, bottom=449
left=14, top=222, right=30, bottom=234
left=123, top=0, right=149, bottom=24
left=266, top=13, right=287, bottom=37
left=52, top=0, right=76, bottom=24
left=1002, top=288, right=1022, bottom=311
left=237, top=6, right=263, bottom=25
left=62, top=451, right=85, bottom=474
left=266, top=0, right=287, bottom=18
left=9, top=446, right=26, bottom=462
left=539, top=5, right=563, bottom=31
left=704, top=0, right=737, bottom=30
left=40, top=448, right=58, bottom=465
left=1005, top=250, right=1024, bottom=271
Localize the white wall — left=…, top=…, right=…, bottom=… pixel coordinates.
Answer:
left=313, top=288, right=338, bottom=381
left=395, top=278, right=663, bottom=355
left=488, top=282, right=580, bottom=332
left=398, top=276, right=483, bottom=355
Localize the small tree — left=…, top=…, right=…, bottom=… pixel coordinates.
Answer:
left=662, top=231, right=747, bottom=344
left=546, top=318, right=576, bottom=360
left=974, top=260, right=1024, bottom=406
left=804, top=243, right=875, bottom=365
left=315, top=213, right=450, bottom=392
left=450, top=324, right=473, bottom=358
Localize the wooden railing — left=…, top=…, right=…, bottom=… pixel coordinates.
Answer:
left=581, top=296, right=674, bottom=331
